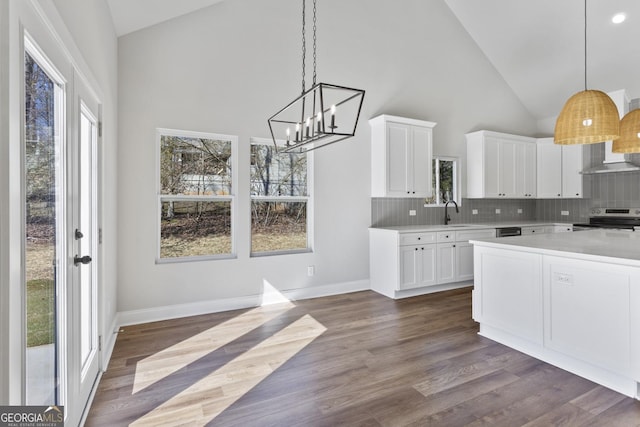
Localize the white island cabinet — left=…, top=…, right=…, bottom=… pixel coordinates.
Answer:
left=472, top=230, right=640, bottom=399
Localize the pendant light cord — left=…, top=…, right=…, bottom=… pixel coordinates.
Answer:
left=584, top=0, right=587, bottom=91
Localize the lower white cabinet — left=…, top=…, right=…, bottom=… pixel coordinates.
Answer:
left=370, top=227, right=494, bottom=299
left=400, top=244, right=437, bottom=289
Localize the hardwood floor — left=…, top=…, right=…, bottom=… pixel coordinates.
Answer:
left=86, top=288, right=640, bottom=426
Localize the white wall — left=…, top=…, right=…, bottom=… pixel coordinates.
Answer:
left=116, top=0, right=537, bottom=314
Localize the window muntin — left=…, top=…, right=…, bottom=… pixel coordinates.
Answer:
left=158, top=130, right=236, bottom=261
left=424, top=157, right=459, bottom=206
left=250, top=138, right=311, bottom=255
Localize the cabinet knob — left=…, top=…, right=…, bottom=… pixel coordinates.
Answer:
left=557, top=194, right=561, bottom=196
left=532, top=230, right=535, bottom=233
left=415, top=248, right=418, bottom=251
left=421, top=247, right=424, bottom=250
left=418, top=237, right=421, bottom=240
left=453, top=244, right=456, bottom=247
left=576, top=193, right=579, bottom=196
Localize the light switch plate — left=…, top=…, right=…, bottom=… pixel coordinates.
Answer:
left=561, top=210, right=569, bottom=216
left=472, top=209, right=478, bottom=215
left=409, top=210, right=416, bottom=216
left=495, top=208, right=501, bottom=214
left=517, top=209, right=523, bottom=214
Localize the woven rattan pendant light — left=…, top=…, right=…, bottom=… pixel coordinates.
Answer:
left=554, top=0, right=619, bottom=145
left=612, top=109, right=640, bottom=153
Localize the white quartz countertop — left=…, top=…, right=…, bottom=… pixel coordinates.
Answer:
left=471, top=229, right=640, bottom=267
left=371, top=221, right=572, bottom=233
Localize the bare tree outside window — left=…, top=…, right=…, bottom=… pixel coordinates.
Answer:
left=250, top=140, right=310, bottom=254
left=158, top=133, right=235, bottom=259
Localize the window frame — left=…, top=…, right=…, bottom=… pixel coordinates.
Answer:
left=249, top=137, right=313, bottom=257
left=155, top=128, right=238, bottom=263
left=424, top=156, right=461, bottom=207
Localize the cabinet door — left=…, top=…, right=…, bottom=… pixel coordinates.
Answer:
left=387, top=123, right=410, bottom=196
left=411, top=126, right=432, bottom=197
left=419, top=245, right=437, bottom=287
left=562, top=144, right=584, bottom=198
left=399, top=245, right=419, bottom=289
left=455, top=242, right=474, bottom=281
left=536, top=140, right=562, bottom=198
left=523, top=143, right=537, bottom=197
left=436, top=243, right=456, bottom=284
left=499, top=141, right=517, bottom=197
left=483, top=137, right=501, bottom=198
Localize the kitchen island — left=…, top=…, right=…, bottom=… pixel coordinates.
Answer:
left=471, top=229, right=640, bottom=399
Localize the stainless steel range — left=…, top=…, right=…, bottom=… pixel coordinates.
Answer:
left=573, top=207, right=640, bottom=231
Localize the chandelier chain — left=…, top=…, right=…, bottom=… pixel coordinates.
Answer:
left=301, top=0, right=306, bottom=93
left=312, top=0, right=317, bottom=86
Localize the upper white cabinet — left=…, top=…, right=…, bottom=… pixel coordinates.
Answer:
left=370, top=115, right=436, bottom=197
left=466, top=131, right=536, bottom=198
left=536, top=138, right=590, bottom=198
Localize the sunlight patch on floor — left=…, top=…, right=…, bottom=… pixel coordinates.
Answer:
left=132, top=301, right=294, bottom=394
left=130, top=314, right=326, bottom=426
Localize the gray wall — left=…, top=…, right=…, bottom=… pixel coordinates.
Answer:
left=116, top=0, right=537, bottom=312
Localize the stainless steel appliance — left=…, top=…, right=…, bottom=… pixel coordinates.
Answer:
left=572, top=207, right=640, bottom=231
left=495, top=226, right=522, bottom=237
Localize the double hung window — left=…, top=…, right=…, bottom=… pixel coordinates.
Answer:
left=157, top=129, right=237, bottom=261
left=250, top=138, right=311, bottom=255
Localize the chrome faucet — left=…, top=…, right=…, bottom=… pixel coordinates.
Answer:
left=444, top=200, right=459, bottom=225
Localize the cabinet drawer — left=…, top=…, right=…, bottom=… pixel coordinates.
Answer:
left=399, top=232, right=436, bottom=246
left=456, top=229, right=496, bottom=242
left=436, top=231, right=456, bottom=242
left=522, top=226, right=545, bottom=235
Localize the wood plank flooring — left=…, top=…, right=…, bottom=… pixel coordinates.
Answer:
left=85, top=288, right=640, bottom=426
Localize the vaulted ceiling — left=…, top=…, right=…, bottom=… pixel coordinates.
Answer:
left=107, top=0, right=640, bottom=121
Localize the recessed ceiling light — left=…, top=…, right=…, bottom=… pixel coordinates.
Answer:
left=612, top=13, right=626, bottom=24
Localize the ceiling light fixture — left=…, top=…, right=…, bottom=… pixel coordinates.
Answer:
left=554, top=0, right=620, bottom=145
left=268, top=0, right=365, bottom=153
left=612, top=13, right=626, bottom=24
left=612, top=100, right=640, bottom=153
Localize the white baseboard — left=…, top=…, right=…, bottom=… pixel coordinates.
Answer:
left=116, top=279, right=370, bottom=328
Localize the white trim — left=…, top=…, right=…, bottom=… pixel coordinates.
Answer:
left=116, top=280, right=370, bottom=327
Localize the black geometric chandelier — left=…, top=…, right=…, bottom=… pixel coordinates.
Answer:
left=268, top=0, right=365, bottom=153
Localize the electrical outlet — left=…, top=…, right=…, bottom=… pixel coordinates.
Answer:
left=517, top=208, right=523, bottom=214
left=307, top=266, right=315, bottom=276
left=472, top=209, right=478, bottom=215
left=561, top=210, right=569, bottom=216
left=495, top=208, right=501, bottom=214
left=409, top=210, right=416, bottom=216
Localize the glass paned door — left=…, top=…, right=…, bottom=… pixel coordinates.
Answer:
left=24, top=49, right=64, bottom=406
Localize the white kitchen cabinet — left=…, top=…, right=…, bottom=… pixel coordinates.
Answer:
left=369, top=227, right=493, bottom=299
left=544, top=256, right=633, bottom=376
left=466, top=130, right=536, bottom=198
left=536, top=138, right=590, bottom=198
left=437, top=228, right=494, bottom=284
left=562, top=144, right=588, bottom=198
left=473, top=246, right=543, bottom=344
left=400, top=244, right=437, bottom=290
left=370, top=115, right=436, bottom=197
left=521, top=226, right=546, bottom=235
left=517, top=142, right=537, bottom=198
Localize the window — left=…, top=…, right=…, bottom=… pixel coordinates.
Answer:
left=157, top=129, right=237, bottom=261
left=250, top=138, right=311, bottom=255
left=424, top=156, right=459, bottom=206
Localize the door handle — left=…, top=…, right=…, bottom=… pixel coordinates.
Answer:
left=74, top=255, right=92, bottom=266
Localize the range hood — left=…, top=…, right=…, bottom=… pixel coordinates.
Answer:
left=580, top=92, right=640, bottom=174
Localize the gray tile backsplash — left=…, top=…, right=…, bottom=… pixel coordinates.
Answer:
left=372, top=171, right=640, bottom=226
